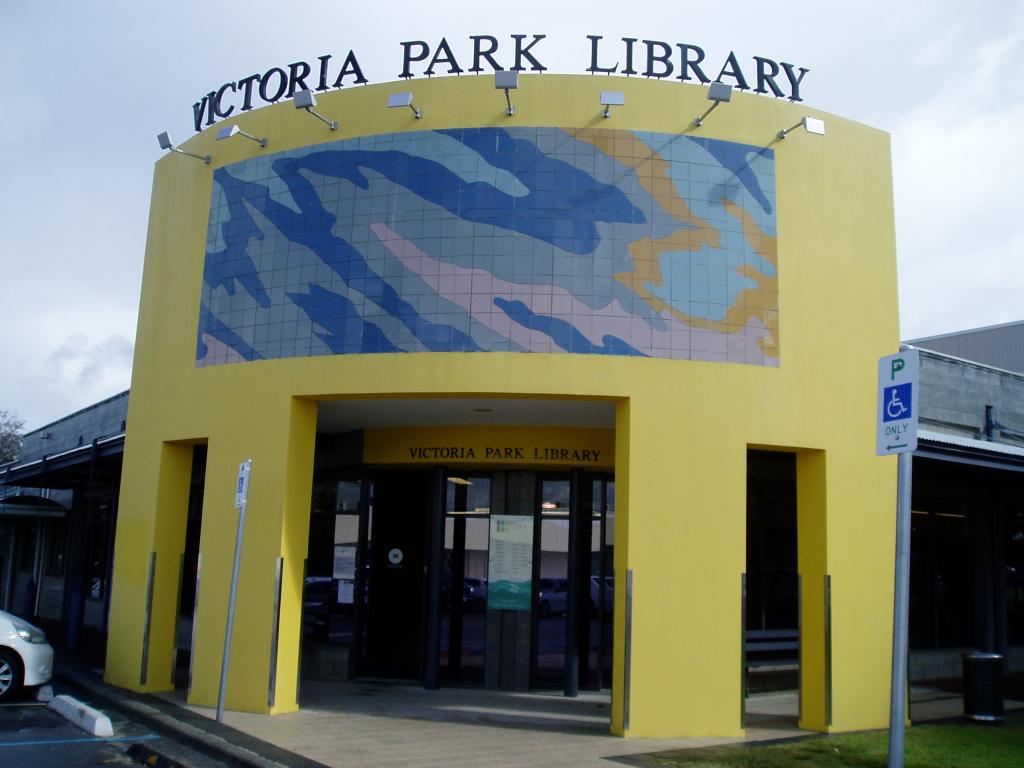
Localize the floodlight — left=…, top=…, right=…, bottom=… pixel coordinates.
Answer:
left=215, top=124, right=268, bottom=148
left=778, top=116, right=826, bottom=140
left=495, top=70, right=518, bottom=116
left=293, top=89, right=338, bottom=130
left=156, top=131, right=211, bottom=164
left=600, top=91, right=624, bottom=118
left=387, top=91, right=422, bottom=118
left=803, top=117, right=826, bottom=135
left=693, top=82, right=733, bottom=127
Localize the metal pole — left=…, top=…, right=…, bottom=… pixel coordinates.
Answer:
left=887, top=451, right=913, bottom=768
left=423, top=467, right=445, bottom=690
left=564, top=470, right=581, bottom=697
left=216, top=501, right=246, bottom=722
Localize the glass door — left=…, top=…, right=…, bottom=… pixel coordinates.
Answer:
left=363, top=470, right=432, bottom=678
left=441, top=473, right=491, bottom=682
left=532, top=475, right=570, bottom=688
left=588, top=476, right=614, bottom=690
left=301, top=477, right=362, bottom=680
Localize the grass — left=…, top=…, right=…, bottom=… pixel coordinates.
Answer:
left=653, top=711, right=1024, bottom=768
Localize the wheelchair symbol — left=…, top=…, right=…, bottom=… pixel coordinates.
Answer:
left=887, top=389, right=907, bottom=419
left=883, top=384, right=912, bottom=422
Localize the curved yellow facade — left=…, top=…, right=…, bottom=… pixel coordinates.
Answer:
left=107, top=74, right=899, bottom=738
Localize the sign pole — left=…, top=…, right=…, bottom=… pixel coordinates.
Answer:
left=876, top=350, right=918, bottom=768
left=217, top=460, right=251, bottom=723
left=887, top=450, right=913, bottom=768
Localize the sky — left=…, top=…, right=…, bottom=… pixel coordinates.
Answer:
left=2, top=1, right=1022, bottom=430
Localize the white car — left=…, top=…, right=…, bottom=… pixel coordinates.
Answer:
left=0, top=610, right=54, bottom=701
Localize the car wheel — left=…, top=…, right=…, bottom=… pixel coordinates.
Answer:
left=539, top=600, right=551, bottom=619
left=0, top=648, right=23, bottom=702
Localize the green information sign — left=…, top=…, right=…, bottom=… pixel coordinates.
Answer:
left=487, top=515, right=534, bottom=610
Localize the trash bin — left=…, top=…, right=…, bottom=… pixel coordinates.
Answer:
left=962, top=651, right=1004, bottom=722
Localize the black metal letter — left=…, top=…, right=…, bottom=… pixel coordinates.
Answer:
left=781, top=62, right=810, bottom=102
left=716, top=52, right=749, bottom=91
left=333, top=51, right=368, bottom=87
left=399, top=40, right=430, bottom=78
left=192, top=96, right=209, bottom=133
left=622, top=38, right=638, bottom=76
left=316, top=54, right=331, bottom=92
left=642, top=40, right=673, bottom=78
left=754, top=56, right=785, bottom=97
left=287, top=61, right=312, bottom=98
left=586, top=35, right=617, bottom=75
left=676, top=44, right=710, bottom=83
left=259, top=67, right=288, bottom=103
left=212, top=82, right=236, bottom=119
left=512, top=34, right=547, bottom=71
left=425, top=37, right=464, bottom=76
left=204, top=91, right=218, bottom=126
left=470, top=35, right=501, bottom=72
left=237, top=74, right=262, bottom=111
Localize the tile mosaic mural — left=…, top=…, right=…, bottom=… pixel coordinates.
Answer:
left=198, top=127, right=777, bottom=367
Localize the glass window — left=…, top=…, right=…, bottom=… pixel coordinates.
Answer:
left=1005, top=509, right=1024, bottom=645
left=85, top=500, right=112, bottom=601
left=302, top=477, right=363, bottom=678
left=442, top=473, right=490, bottom=681
left=909, top=505, right=974, bottom=649
left=535, top=477, right=570, bottom=686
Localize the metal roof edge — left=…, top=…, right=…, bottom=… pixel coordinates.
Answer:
left=918, top=428, right=1024, bottom=459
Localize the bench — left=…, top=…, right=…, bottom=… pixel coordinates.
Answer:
left=744, top=629, right=799, bottom=669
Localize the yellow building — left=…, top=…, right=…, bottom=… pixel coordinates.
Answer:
left=105, top=73, right=899, bottom=738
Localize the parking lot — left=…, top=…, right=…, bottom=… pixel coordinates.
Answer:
left=0, top=686, right=229, bottom=768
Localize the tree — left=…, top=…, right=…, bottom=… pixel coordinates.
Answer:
left=0, top=410, right=24, bottom=464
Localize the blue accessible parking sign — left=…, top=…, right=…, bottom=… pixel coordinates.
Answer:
left=883, top=383, right=912, bottom=422
left=877, top=351, right=919, bottom=455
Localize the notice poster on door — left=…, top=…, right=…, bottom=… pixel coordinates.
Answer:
left=334, top=545, right=357, bottom=604
left=333, top=546, right=356, bottom=580
left=487, top=515, right=534, bottom=610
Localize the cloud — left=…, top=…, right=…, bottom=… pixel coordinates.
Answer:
left=893, top=17, right=1024, bottom=337
left=46, top=333, right=135, bottom=393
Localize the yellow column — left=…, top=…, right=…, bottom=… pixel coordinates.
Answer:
left=106, top=440, right=194, bottom=691
left=827, top=444, right=896, bottom=731
left=617, top=396, right=746, bottom=738
left=187, top=396, right=316, bottom=713
left=797, top=449, right=829, bottom=731
left=611, top=399, right=630, bottom=735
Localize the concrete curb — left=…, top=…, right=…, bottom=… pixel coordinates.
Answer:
left=48, top=694, right=114, bottom=737
left=125, top=742, right=193, bottom=768
left=53, top=664, right=325, bottom=768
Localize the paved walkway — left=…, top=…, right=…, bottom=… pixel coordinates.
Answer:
left=153, top=683, right=804, bottom=768
left=55, top=660, right=1024, bottom=768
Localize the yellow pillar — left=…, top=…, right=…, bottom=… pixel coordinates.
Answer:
left=616, top=396, right=746, bottom=738
left=187, top=396, right=316, bottom=714
left=797, top=449, right=829, bottom=731
left=106, top=440, right=195, bottom=691
left=610, top=399, right=630, bottom=735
